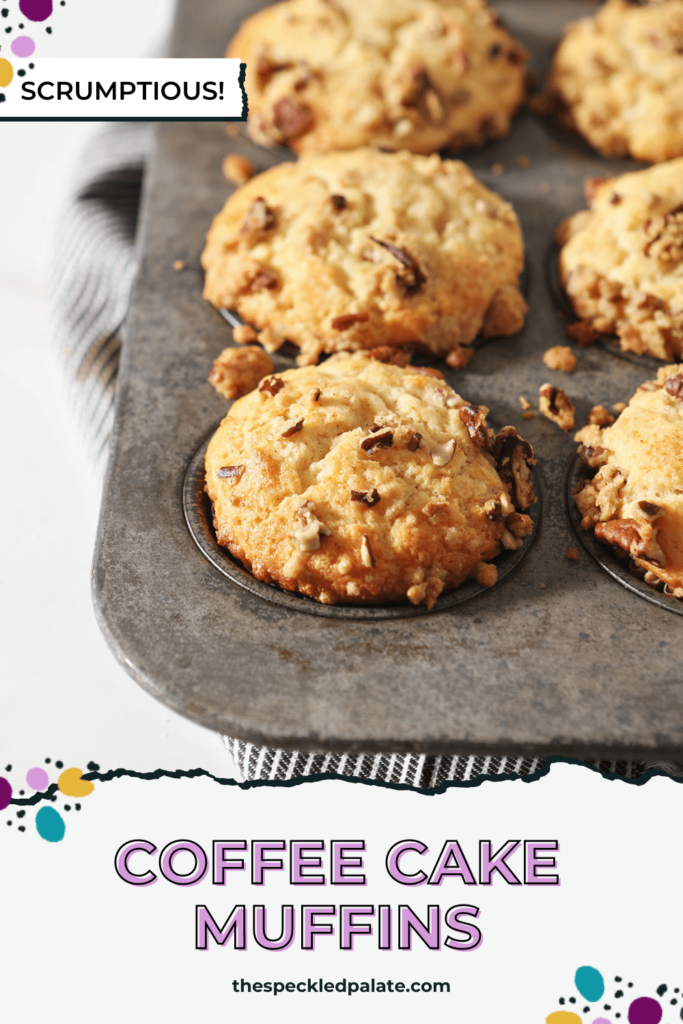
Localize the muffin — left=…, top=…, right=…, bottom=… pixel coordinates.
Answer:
left=205, top=352, right=536, bottom=608
left=574, top=363, right=683, bottom=599
left=202, top=147, right=527, bottom=365
left=558, top=160, right=683, bottom=361
left=547, top=0, right=683, bottom=164
left=229, top=0, right=527, bottom=155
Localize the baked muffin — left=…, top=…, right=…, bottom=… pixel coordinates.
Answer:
left=557, top=160, right=683, bottom=361
left=229, top=0, right=527, bottom=155
left=202, top=148, right=527, bottom=365
left=204, top=352, right=536, bottom=608
left=574, top=364, right=683, bottom=599
left=547, top=0, right=683, bottom=164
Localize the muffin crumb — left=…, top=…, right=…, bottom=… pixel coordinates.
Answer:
left=223, top=153, right=256, bottom=185
left=543, top=345, right=577, bottom=372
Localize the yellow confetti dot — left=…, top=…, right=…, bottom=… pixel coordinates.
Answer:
left=0, top=58, right=14, bottom=89
left=546, top=1013, right=582, bottom=1024
left=58, top=767, right=95, bottom=798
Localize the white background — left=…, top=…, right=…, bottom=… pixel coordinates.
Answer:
left=1, top=3, right=682, bottom=1023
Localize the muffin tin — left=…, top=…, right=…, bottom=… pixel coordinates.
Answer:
left=93, top=0, right=683, bottom=759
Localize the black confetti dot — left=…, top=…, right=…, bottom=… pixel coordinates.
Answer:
left=19, top=790, right=24, bottom=795
left=569, top=998, right=576, bottom=1004
left=672, top=1000, right=678, bottom=1006
left=18, top=21, right=23, bottom=27
left=615, top=990, right=624, bottom=998
left=55, top=761, right=63, bottom=769
left=675, top=989, right=680, bottom=994
left=583, top=1008, right=589, bottom=1014
left=5, top=26, right=12, bottom=32
left=659, top=986, right=668, bottom=997
left=604, top=1006, right=611, bottom=1012
left=50, top=795, right=57, bottom=802
left=627, top=983, right=633, bottom=989
left=1, top=8, right=8, bottom=16
left=64, top=805, right=71, bottom=812
left=5, top=765, right=11, bottom=771
left=559, top=998, right=565, bottom=1006
left=615, top=978, right=622, bottom=983
left=87, top=762, right=100, bottom=772
left=6, top=820, right=11, bottom=825
left=45, top=758, right=51, bottom=764
left=46, top=25, right=51, bottom=32
left=18, top=69, right=25, bottom=76
left=17, top=810, right=25, bottom=819
left=18, top=826, right=25, bottom=832
left=75, top=803, right=81, bottom=811
left=29, top=62, right=34, bottom=68
left=616, top=1015, right=621, bottom=1019
left=0, top=94, right=6, bottom=103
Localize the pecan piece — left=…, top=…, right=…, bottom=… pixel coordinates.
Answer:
left=250, top=269, right=279, bottom=291
left=430, top=439, right=456, bottom=466
left=360, top=429, right=393, bottom=453
left=595, top=519, right=647, bottom=558
left=539, top=383, right=575, bottom=431
left=664, top=374, right=683, bottom=401
left=484, top=499, right=503, bottom=521
left=369, top=236, right=426, bottom=295
left=272, top=96, right=314, bottom=139
left=281, top=417, right=304, bottom=438
left=366, top=346, right=411, bottom=367
left=217, top=464, right=245, bottom=481
left=259, top=375, right=284, bottom=397
left=351, top=488, right=381, bottom=507
left=240, top=197, right=276, bottom=247
left=331, top=312, right=370, bottom=330
left=407, top=365, right=444, bottom=380
left=637, top=500, right=664, bottom=520
left=446, top=345, right=473, bottom=370
left=578, top=444, right=608, bottom=469
left=360, top=535, right=375, bottom=568
left=493, top=426, right=536, bottom=511
left=405, top=430, right=422, bottom=452
left=460, top=403, right=494, bottom=453
left=330, top=194, right=347, bottom=211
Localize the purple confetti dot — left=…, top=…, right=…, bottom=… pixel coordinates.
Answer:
left=628, top=997, right=662, bottom=1024
left=0, top=777, right=12, bottom=810
left=26, top=766, right=49, bottom=790
left=11, top=34, right=34, bottom=56
left=18, top=0, right=52, bottom=21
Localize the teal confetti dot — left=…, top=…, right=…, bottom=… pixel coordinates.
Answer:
left=36, top=806, right=65, bottom=842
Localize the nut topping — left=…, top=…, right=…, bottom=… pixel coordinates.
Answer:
left=493, top=426, right=536, bottom=510
left=259, top=375, right=284, bottom=397
left=351, top=488, right=381, bottom=507
left=430, top=439, right=456, bottom=466
left=293, top=501, right=330, bottom=553
left=331, top=312, right=370, bottom=330
left=459, top=403, right=494, bottom=453
left=310, top=388, right=321, bottom=402
left=405, top=430, right=422, bottom=452
left=507, top=512, right=533, bottom=539
left=360, top=535, right=375, bottom=568
left=360, top=429, right=393, bottom=453
left=366, top=346, right=411, bottom=367
left=588, top=404, right=614, bottom=427
left=250, top=269, right=279, bottom=291
left=240, top=196, right=276, bottom=244
left=217, top=465, right=245, bottom=481
left=578, top=444, right=608, bottom=469
left=369, top=237, right=426, bottom=295
left=594, top=518, right=665, bottom=566
left=446, top=345, right=473, bottom=370
left=281, top=417, right=304, bottom=438
left=272, top=96, right=314, bottom=139
left=407, top=365, right=445, bottom=380
left=539, top=383, right=575, bottom=431
left=484, top=499, right=503, bottom=521
left=330, top=194, right=347, bottom=211
left=664, top=374, right=683, bottom=401
left=637, top=500, right=664, bottom=520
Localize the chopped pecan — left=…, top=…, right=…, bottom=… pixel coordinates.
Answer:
left=360, top=429, right=393, bottom=453
left=256, top=53, right=292, bottom=86
left=494, top=426, right=536, bottom=511
left=588, top=404, right=614, bottom=427
left=217, top=464, right=245, bottom=481
left=446, top=345, right=473, bottom=370
left=272, top=96, right=314, bottom=139
left=595, top=519, right=647, bottom=558
left=399, top=64, right=431, bottom=106
left=539, top=383, right=575, bottom=431
left=331, top=312, right=370, bottom=330
left=610, top=192, right=622, bottom=205
left=664, top=374, right=683, bottom=401
left=566, top=321, right=599, bottom=347
left=405, top=430, right=422, bottom=452
left=366, top=346, right=411, bottom=367
left=281, top=417, right=304, bottom=438
left=637, top=500, right=664, bottom=520
left=578, top=444, right=608, bottom=469
left=310, top=388, right=321, bottom=402
left=351, top=488, right=381, bottom=507
left=360, top=535, right=375, bottom=568
left=430, top=439, right=456, bottom=466
left=330, top=194, right=347, bottom=211
left=293, top=501, right=330, bottom=552
left=240, top=197, right=276, bottom=244
left=484, top=499, right=503, bottom=521
left=259, top=375, right=284, bottom=397
left=507, top=512, right=533, bottom=539
left=459, top=403, right=494, bottom=453
left=369, top=237, right=426, bottom=295
left=250, top=269, right=279, bottom=291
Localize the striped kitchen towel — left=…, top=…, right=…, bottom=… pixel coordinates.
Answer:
left=51, top=122, right=681, bottom=789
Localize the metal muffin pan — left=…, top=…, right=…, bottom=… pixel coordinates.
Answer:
left=93, top=0, right=683, bottom=759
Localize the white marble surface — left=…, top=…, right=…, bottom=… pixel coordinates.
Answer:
left=0, top=0, right=236, bottom=777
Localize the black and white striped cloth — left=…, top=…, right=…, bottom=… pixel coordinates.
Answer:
left=51, top=123, right=681, bottom=788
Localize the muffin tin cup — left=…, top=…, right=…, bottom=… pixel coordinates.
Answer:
left=183, top=426, right=542, bottom=621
